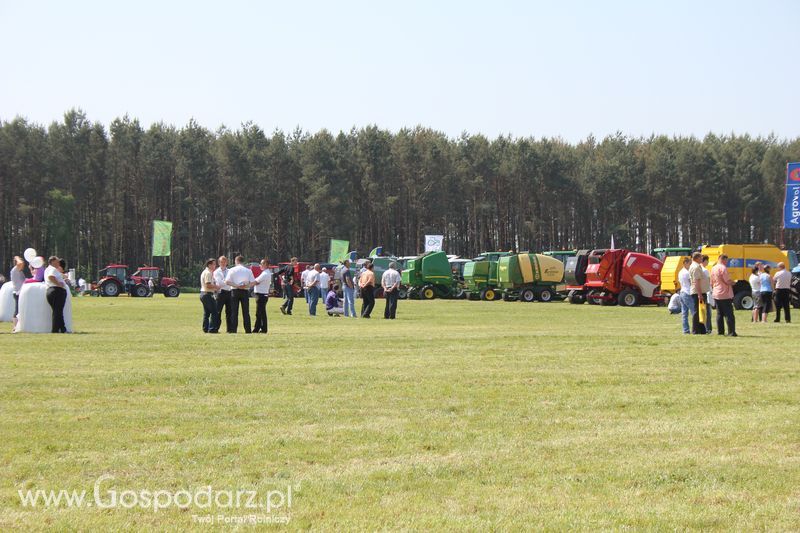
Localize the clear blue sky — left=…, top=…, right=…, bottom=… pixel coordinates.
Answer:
left=1, top=0, right=797, bottom=142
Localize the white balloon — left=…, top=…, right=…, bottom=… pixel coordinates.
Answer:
left=31, top=256, right=44, bottom=269
left=24, top=248, right=37, bottom=262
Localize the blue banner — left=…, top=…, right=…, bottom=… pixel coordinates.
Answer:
left=784, top=162, right=800, bottom=229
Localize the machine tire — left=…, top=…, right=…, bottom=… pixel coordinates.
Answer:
left=397, top=287, right=408, bottom=300
left=164, top=285, right=180, bottom=298
left=454, top=286, right=466, bottom=299
left=502, top=292, right=513, bottom=301
left=535, top=288, right=553, bottom=302
left=100, top=281, right=120, bottom=297
left=587, top=290, right=599, bottom=305
left=421, top=286, right=436, bottom=300
left=567, top=290, right=584, bottom=304
left=133, top=284, right=148, bottom=298
left=520, top=288, right=536, bottom=302
left=480, top=288, right=496, bottom=301
left=733, top=290, right=753, bottom=310
left=618, top=289, right=639, bottom=307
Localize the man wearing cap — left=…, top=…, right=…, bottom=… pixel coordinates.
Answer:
left=44, top=255, right=68, bottom=333
left=773, top=262, right=792, bottom=323
left=381, top=261, right=401, bottom=319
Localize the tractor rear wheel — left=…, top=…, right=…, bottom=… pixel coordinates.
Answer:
left=535, top=288, right=553, bottom=302
left=164, top=286, right=180, bottom=298
left=100, top=281, right=120, bottom=297
left=520, top=288, right=536, bottom=302
left=421, top=286, right=436, bottom=300
left=733, top=290, right=753, bottom=310
left=618, top=289, right=639, bottom=307
left=133, top=284, right=148, bottom=298
left=480, top=288, right=496, bottom=301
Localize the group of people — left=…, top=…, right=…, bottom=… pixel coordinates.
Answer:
left=5, top=254, right=72, bottom=333
left=748, top=261, right=792, bottom=323
left=197, top=256, right=403, bottom=334
left=669, top=252, right=792, bottom=336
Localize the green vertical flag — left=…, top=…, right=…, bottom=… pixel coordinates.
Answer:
left=152, top=220, right=173, bottom=257
left=329, top=239, right=349, bottom=263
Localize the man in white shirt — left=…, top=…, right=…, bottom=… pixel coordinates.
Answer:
left=199, top=258, right=220, bottom=333
left=773, top=262, right=792, bottom=323
left=253, top=259, right=273, bottom=334
left=305, top=264, right=321, bottom=316
left=688, top=252, right=705, bottom=334
left=224, top=255, right=256, bottom=333
left=300, top=265, right=312, bottom=304
left=677, top=257, right=693, bottom=334
left=318, top=268, right=331, bottom=300
left=381, top=262, right=402, bottom=319
left=44, top=255, right=68, bottom=333
left=214, top=256, right=233, bottom=333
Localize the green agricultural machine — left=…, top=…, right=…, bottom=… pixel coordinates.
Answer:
left=652, top=247, right=693, bottom=261
left=497, top=253, right=565, bottom=302
left=402, top=251, right=463, bottom=299
left=463, top=251, right=512, bottom=300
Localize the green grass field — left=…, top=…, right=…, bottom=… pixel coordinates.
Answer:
left=1, top=296, right=798, bottom=530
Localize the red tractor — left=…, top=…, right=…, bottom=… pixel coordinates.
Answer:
left=97, top=264, right=180, bottom=297
left=565, top=249, right=663, bottom=306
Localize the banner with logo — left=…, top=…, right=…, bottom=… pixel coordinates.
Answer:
left=152, top=220, right=173, bottom=257
left=368, top=246, right=383, bottom=257
left=329, top=239, right=350, bottom=263
left=784, top=162, right=800, bottom=229
left=424, top=235, right=444, bottom=252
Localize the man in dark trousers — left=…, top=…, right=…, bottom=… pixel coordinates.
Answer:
left=280, top=257, right=298, bottom=315
left=44, top=256, right=68, bottom=333
left=358, top=261, right=376, bottom=318
left=381, top=261, right=401, bottom=319
left=214, top=255, right=233, bottom=332
left=252, top=258, right=272, bottom=333
left=224, top=255, right=256, bottom=333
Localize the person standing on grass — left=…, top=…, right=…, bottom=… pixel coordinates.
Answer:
left=44, top=255, right=68, bottom=333
left=301, top=264, right=312, bottom=304
left=214, top=255, right=233, bottom=332
left=759, top=265, right=773, bottom=323
left=306, top=263, right=321, bottom=316
left=701, top=255, right=713, bottom=334
left=318, top=267, right=331, bottom=301
left=382, top=261, right=401, bottom=320
left=359, top=261, right=376, bottom=318
left=678, top=257, right=693, bottom=334
left=710, top=254, right=736, bottom=337
left=749, top=265, right=762, bottom=323
left=252, top=258, right=272, bottom=334
left=199, top=258, right=220, bottom=333
left=689, top=252, right=705, bottom=334
left=225, top=255, right=256, bottom=333
left=280, top=257, right=298, bottom=316
left=773, top=262, right=792, bottom=323
left=9, top=256, right=27, bottom=328
left=341, top=259, right=356, bottom=318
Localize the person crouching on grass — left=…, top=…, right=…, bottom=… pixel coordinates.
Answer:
left=325, top=288, right=344, bottom=316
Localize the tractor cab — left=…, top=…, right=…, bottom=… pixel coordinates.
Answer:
left=99, top=265, right=127, bottom=284
left=653, top=247, right=693, bottom=261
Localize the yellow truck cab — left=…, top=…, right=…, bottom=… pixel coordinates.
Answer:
left=700, top=244, right=798, bottom=309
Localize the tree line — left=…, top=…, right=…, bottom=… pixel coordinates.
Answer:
left=1, top=109, right=798, bottom=281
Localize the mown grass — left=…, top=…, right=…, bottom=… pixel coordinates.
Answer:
left=0, top=296, right=798, bottom=530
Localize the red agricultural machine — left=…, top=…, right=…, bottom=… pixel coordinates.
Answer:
left=97, top=264, right=180, bottom=297
left=565, top=249, right=663, bottom=306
